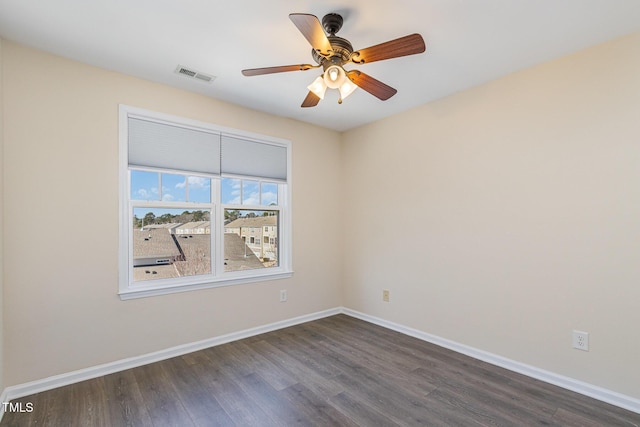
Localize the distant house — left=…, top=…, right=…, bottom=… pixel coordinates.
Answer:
left=174, top=221, right=210, bottom=235
left=225, top=216, right=278, bottom=262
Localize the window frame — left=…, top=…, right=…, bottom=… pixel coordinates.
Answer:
left=119, top=105, right=292, bottom=300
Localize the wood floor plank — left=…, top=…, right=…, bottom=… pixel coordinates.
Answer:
left=102, top=369, right=154, bottom=427
left=188, top=351, right=275, bottom=426
left=263, top=331, right=345, bottom=380
left=231, top=340, right=300, bottom=391
left=2, top=314, right=639, bottom=426
left=232, top=372, right=311, bottom=426
left=249, top=339, right=345, bottom=399
left=551, top=406, right=625, bottom=427
left=132, top=361, right=195, bottom=426
left=411, top=364, right=560, bottom=421
left=295, top=321, right=439, bottom=403
left=161, top=356, right=234, bottom=426
left=427, top=382, right=562, bottom=426
left=327, top=391, right=400, bottom=427
left=278, top=383, right=360, bottom=427
left=303, top=319, right=428, bottom=374
left=68, top=377, right=112, bottom=426
left=329, top=368, right=439, bottom=425
left=210, top=340, right=298, bottom=392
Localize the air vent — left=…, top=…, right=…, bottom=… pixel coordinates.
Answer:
left=177, top=67, right=196, bottom=77
left=194, top=73, right=214, bottom=83
left=175, top=65, right=216, bottom=84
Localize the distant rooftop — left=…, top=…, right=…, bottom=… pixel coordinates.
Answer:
left=224, top=233, right=264, bottom=271
left=133, top=228, right=180, bottom=258
left=225, top=216, right=277, bottom=228
left=176, top=221, right=210, bottom=231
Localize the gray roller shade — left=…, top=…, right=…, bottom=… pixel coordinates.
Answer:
left=128, top=117, right=221, bottom=175
left=221, top=135, right=287, bottom=181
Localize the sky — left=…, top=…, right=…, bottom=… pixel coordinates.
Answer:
left=131, top=170, right=278, bottom=218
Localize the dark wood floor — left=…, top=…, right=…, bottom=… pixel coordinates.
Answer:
left=2, top=314, right=639, bottom=426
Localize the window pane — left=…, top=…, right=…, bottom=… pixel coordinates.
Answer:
left=187, top=176, right=211, bottom=203
left=132, top=208, right=211, bottom=282
left=131, top=170, right=159, bottom=201
left=221, top=178, right=241, bottom=204
left=261, top=182, right=278, bottom=206
left=162, top=173, right=186, bottom=202
left=242, top=180, right=260, bottom=205
left=224, top=209, right=278, bottom=272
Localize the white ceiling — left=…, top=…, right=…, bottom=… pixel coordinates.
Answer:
left=1, top=1, right=639, bottom=131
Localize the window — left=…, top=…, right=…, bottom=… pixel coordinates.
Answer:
left=119, top=105, right=292, bottom=299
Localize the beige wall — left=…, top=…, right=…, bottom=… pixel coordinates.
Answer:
left=342, top=33, right=640, bottom=399
left=1, top=41, right=343, bottom=386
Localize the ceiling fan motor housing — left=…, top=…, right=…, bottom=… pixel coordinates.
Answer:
left=312, top=35, right=353, bottom=67
left=322, top=13, right=343, bottom=35
left=310, top=13, right=353, bottom=69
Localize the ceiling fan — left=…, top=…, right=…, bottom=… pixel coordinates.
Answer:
left=241, top=13, right=426, bottom=107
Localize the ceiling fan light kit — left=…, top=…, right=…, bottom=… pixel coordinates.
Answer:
left=307, top=75, right=328, bottom=99
left=337, top=79, right=358, bottom=103
left=242, top=12, right=426, bottom=108
left=325, top=65, right=343, bottom=88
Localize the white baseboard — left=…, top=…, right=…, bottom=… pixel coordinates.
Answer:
left=1, top=305, right=638, bottom=421
left=0, top=307, right=341, bottom=420
left=342, top=307, right=640, bottom=415
left=0, top=388, right=8, bottom=420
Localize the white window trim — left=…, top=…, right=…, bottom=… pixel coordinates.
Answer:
left=118, top=105, right=293, bottom=300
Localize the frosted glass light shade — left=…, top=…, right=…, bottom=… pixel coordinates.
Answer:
left=324, top=65, right=346, bottom=89
left=339, top=80, right=358, bottom=101
left=307, top=75, right=327, bottom=99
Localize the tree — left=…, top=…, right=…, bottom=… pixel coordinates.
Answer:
left=143, top=212, right=156, bottom=225
left=225, top=210, right=240, bottom=223
left=192, top=210, right=205, bottom=221
left=158, top=213, right=174, bottom=224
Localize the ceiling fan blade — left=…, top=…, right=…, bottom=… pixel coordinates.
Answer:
left=301, top=91, right=321, bottom=108
left=351, top=33, right=426, bottom=64
left=242, top=64, right=317, bottom=76
left=289, top=13, right=333, bottom=57
left=347, top=70, right=397, bottom=100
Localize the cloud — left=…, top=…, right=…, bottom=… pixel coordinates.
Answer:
left=136, top=188, right=158, bottom=199
left=175, top=176, right=210, bottom=190
left=243, top=192, right=260, bottom=205
left=161, top=185, right=177, bottom=202
left=226, top=195, right=241, bottom=204
left=229, top=180, right=241, bottom=197
left=262, top=191, right=278, bottom=206
left=187, top=176, right=210, bottom=189
left=136, top=189, right=151, bottom=198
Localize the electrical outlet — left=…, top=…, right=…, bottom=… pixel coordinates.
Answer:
left=382, top=289, right=390, bottom=302
left=572, top=330, right=589, bottom=351
left=280, top=289, right=287, bottom=302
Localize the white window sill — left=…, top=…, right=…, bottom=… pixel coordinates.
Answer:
left=119, top=270, right=293, bottom=300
